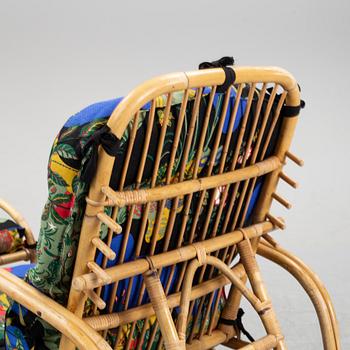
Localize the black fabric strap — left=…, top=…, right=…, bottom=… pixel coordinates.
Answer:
left=81, top=125, right=120, bottom=184
left=266, top=86, right=305, bottom=118
left=219, top=317, right=236, bottom=326
left=219, top=308, right=255, bottom=342
left=281, top=99, right=305, bottom=117
left=199, top=56, right=236, bottom=93
left=24, top=241, right=37, bottom=249
left=198, top=56, right=234, bottom=69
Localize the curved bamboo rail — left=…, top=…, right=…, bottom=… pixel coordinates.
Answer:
left=257, top=241, right=340, bottom=350
left=0, top=268, right=112, bottom=350
left=178, top=256, right=261, bottom=341
left=108, top=66, right=299, bottom=139
left=0, top=198, right=36, bottom=246
left=0, top=198, right=36, bottom=264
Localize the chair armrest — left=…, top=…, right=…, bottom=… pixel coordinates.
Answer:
left=0, top=198, right=36, bottom=246
left=0, top=268, right=112, bottom=350
left=0, top=249, right=31, bottom=265
left=0, top=198, right=36, bottom=263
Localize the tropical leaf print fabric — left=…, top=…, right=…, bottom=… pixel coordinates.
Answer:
left=2, top=86, right=283, bottom=349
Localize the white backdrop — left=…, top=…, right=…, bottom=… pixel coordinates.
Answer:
left=0, top=1, right=349, bottom=348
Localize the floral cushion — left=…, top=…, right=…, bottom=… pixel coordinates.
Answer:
left=3, top=86, right=283, bottom=349
left=0, top=219, right=25, bottom=255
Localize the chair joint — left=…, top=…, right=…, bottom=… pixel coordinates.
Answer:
left=145, top=256, right=157, bottom=274
left=192, top=242, right=207, bottom=266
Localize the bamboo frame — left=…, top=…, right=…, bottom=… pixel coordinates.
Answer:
left=178, top=255, right=269, bottom=338
left=110, top=99, right=162, bottom=349
left=218, top=71, right=301, bottom=345
left=0, top=66, right=337, bottom=350
left=143, top=269, right=184, bottom=350
left=189, top=84, right=285, bottom=338
left=98, top=157, right=281, bottom=208
left=237, top=237, right=285, bottom=349
left=107, top=67, right=298, bottom=139
left=149, top=86, right=225, bottom=350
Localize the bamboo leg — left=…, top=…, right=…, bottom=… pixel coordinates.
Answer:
left=143, top=269, right=185, bottom=350
left=257, top=241, right=339, bottom=350
left=217, top=280, right=247, bottom=342
left=273, top=245, right=339, bottom=349
left=205, top=86, right=280, bottom=339
left=220, top=88, right=301, bottom=347
left=237, top=239, right=286, bottom=350
left=177, top=253, right=281, bottom=350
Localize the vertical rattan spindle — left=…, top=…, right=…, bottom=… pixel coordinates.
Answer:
left=143, top=269, right=184, bottom=350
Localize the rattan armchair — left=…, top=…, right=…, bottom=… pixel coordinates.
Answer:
left=0, top=64, right=340, bottom=350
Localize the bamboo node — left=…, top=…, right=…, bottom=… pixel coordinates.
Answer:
left=72, top=276, right=86, bottom=291
left=253, top=223, right=264, bottom=237
left=257, top=300, right=272, bottom=315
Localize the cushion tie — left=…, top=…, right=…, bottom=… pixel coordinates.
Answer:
left=198, top=56, right=234, bottom=69
left=81, top=125, right=120, bottom=184
left=219, top=308, right=255, bottom=342
left=198, top=56, right=236, bottom=93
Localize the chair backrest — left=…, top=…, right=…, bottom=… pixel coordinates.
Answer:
left=63, top=66, right=301, bottom=350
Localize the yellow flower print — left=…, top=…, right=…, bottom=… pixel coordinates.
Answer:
left=157, top=110, right=174, bottom=127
